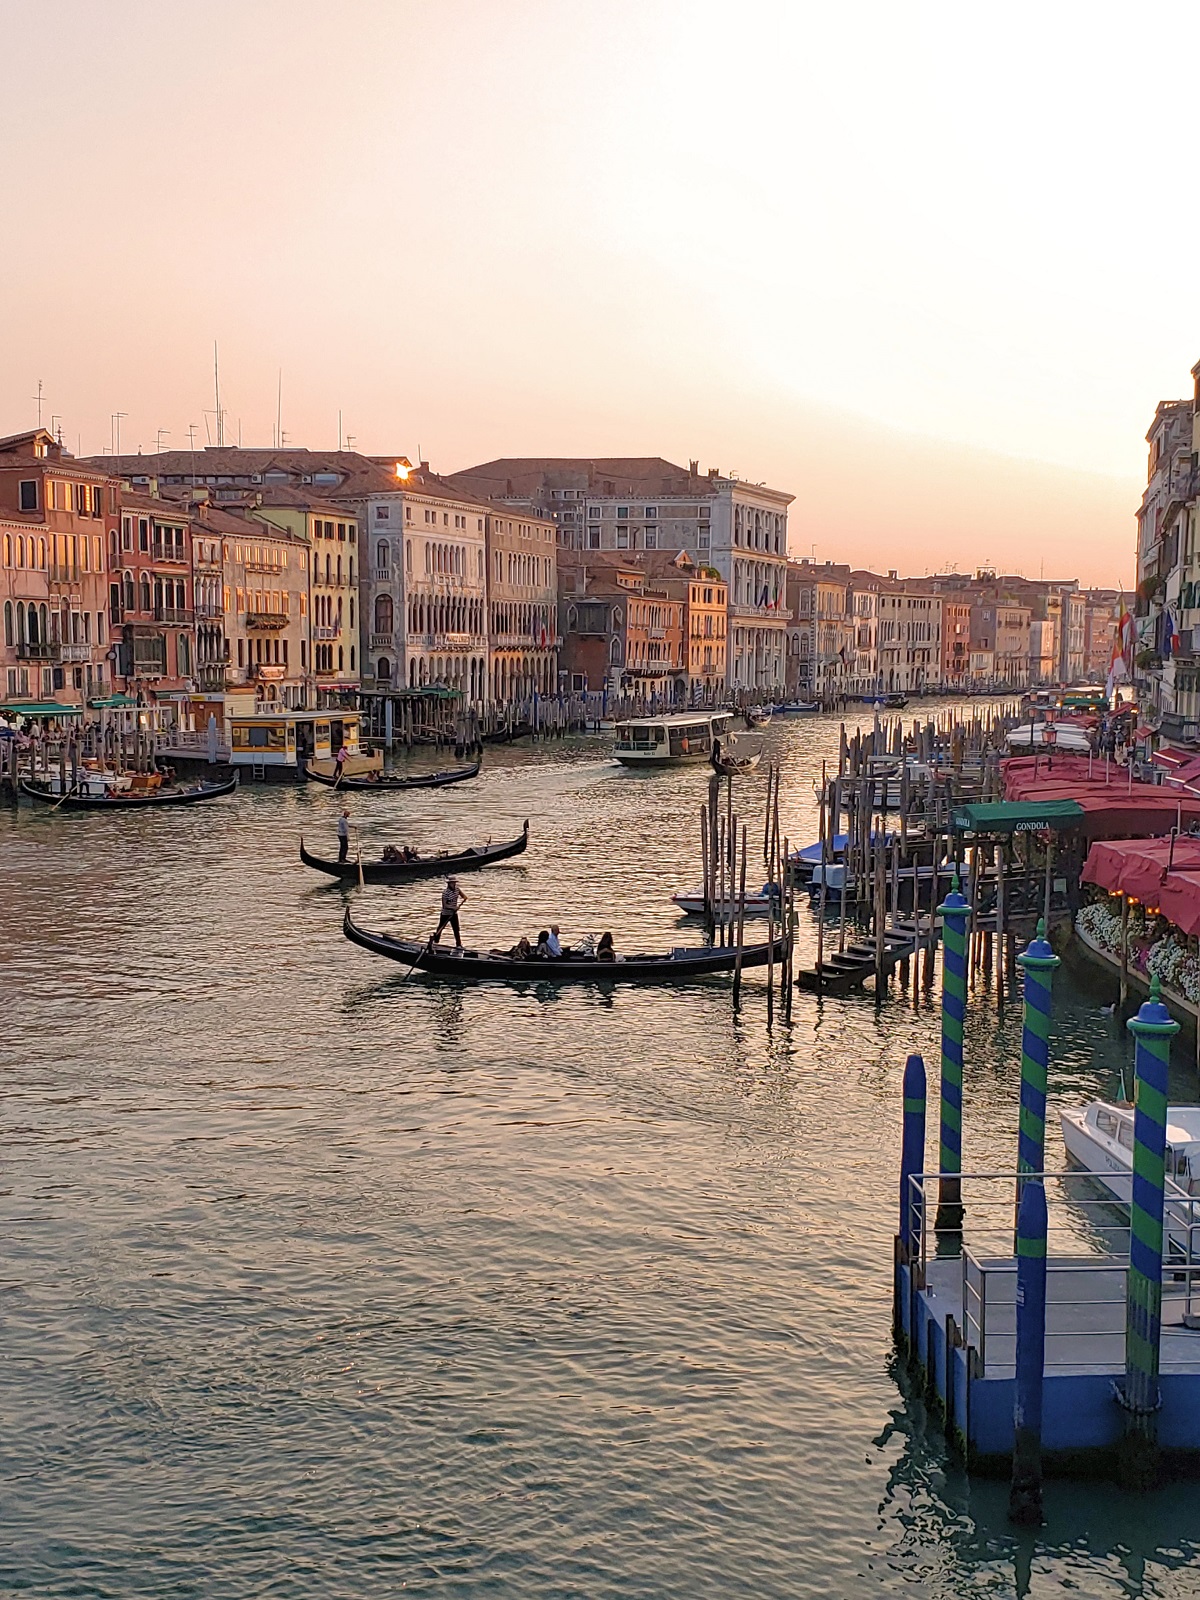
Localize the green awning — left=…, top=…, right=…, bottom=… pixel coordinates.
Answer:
left=0, top=701, right=84, bottom=718
left=87, top=694, right=138, bottom=708
left=951, top=800, right=1085, bottom=835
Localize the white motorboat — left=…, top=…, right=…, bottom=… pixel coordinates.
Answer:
left=1006, top=722, right=1092, bottom=754
left=1059, top=1099, right=1200, bottom=1257
left=28, top=767, right=134, bottom=797
left=671, top=883, right=780, bottom=916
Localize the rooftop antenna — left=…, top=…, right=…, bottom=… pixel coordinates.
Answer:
left=155, top=428, right=170, bottom=453
left=111, top=411, right=127, bottom=461
left=50, top=414, right=62, bottom=444
left=214, top=341, right=225, bottom=447
left=346, top=435, right=356, bottom=451
left=187, top=423, right=198, bottom=487
left=32, top=379, right=44, bottom=428
left=276, top=369, right=282, bottom=450
left=338, top=409, right=343, bottom=451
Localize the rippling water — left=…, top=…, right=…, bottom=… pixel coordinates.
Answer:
left=5, top=703, right=1200, bottom=1598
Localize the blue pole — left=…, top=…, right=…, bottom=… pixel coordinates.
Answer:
left=1009, top=1179, right=1048, bottom=1525
left=899, top=1052, right=927, bottom=1256
left=934, top=878, right=971, bottom=1233
left=1118, top=976, right=1179, bottom=1489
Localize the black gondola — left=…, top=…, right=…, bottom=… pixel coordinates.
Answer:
left=342, top=906, right=787, bottom=984
left=480, top=721, right=533, bottom=744
left=300, top=821, right=529, bottom=883
left=710, top=738, right=761, bottom=777
left=855, top=693, right=909, bottom=709
left=301, top=759, right=481, bottom=791
left=20, top=774, right=239, bottom=809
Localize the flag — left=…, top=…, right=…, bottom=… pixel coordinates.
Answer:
left=1160, top=607, right=1181, bottom=659
left=1106, top=603, right=1133, bottom=697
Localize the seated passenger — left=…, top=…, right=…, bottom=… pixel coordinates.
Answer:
left=509, top=936, right=533, bottom=960
left=596, top=931, right=616, bottom=962
left=534, top=930, right=552, bottom=958
left=546, top=925, right=564, bottom=958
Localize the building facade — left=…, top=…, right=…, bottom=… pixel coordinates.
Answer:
left=486, top=508, right=558, bottom=701
left=0, top=430, right=115, bottom=709
left=877, top=586, right=941, bottom=693
left=447, top=457, right=792, bottom=691
left=109, top=489, right=195, bottom=709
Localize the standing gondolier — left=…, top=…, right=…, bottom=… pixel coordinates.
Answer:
left=337, top=808, right=351, bottom=862
left=434, top=876, right=467, bottom=947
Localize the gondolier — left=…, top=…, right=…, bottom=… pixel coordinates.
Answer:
left=337, top=809, right=351, bottom=862
left=435, top=876, right=467, bottom=947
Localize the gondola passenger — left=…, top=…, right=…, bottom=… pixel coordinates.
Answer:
left=596, top=931, right=616, bottom=962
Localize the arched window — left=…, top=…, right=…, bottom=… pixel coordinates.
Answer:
left=338, top=646, right=344, bottom=671
left=17, top=536, right=26, bottom=568
left=26, top=603, right=39, bottom=644
left=376, top=540, right=389, bottom=572
left=2, top=534, right=9, bottom=566
left=377, top=655, right=391, bottom=682
left=123, top=572, right=135, bottom=612
left=140, top=577, right=152, bottom=613
left=374, top=594, right=393, bottom=634
left=16, top=602, right=26, bottom=644
left=2, top=601, right=10, bottom=645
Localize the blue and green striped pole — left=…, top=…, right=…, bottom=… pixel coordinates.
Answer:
left=1008, top=1178, right=1047, bottom=1525
left=1017, top=921, right=1060, bottom=1182
left=934, top=877, right=970, bottom=1234
left=1119, top=976, right=1179, bottom=1489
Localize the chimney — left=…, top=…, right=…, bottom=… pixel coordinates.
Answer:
left=689, top=459, right=698, bottom=475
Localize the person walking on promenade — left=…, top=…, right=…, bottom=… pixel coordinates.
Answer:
left=435, top=876, right=467, bottom=948
left=337, top=808, right=351, bottom=862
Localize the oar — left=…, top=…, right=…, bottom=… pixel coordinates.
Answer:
left=50, top=779, right=82, bottom=812
left=356, top=834, right=365, bottom=889
left=400, top=936, right=433, bottom=983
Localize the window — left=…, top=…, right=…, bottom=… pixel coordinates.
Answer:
left=645, top=507, right=657, bottom=519
left=376, top=505, right=389, bottom=520
left=616, top=529, right=629, bottom=550
left=644, top=528, right=658, bottom=549
left=19, top=480, right=37, bottom=512
left=616, top=507, right=629, bottom=520
left=588, top=525, right=601, bottom=549
left=138, top=519, right=149, bottom=552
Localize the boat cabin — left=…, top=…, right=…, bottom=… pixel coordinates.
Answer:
left=1067, top=1101, right=1200, bottom=1194
left=613, top=711, right=734, bottom=765
left=229, top=710, right=365, bottom=773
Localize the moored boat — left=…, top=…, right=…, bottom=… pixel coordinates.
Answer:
left=1006, top=721, right=1092, bottom=754
left=302, top=758, right=481, bottom=791
left=300, top=822, right=529, bottom=883
left=772, top=701, right=819, bottom=715
left=671, top=884, right=779, bottom=916
left=342, top=906, right=787, bottom=983
left=20, top=773, right=239, bottom=809
left=1060, top=1099, right=1200, bottom=1256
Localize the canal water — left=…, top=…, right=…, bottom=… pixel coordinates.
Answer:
left=4, top=702, right=1200, bottom=1599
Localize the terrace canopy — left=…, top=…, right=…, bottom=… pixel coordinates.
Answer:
left=1002, top=753, right=1200, bottom=839
left=1082, top=836, right=1200, bottom=936
left=951, top=800, right=1084, bottom=835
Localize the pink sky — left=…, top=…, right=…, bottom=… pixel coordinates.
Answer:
left=3, top=0, right=1196, bottom=586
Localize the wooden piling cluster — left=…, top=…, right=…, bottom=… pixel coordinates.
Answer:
left=798, top=699, right=1044, bottom=997
left=700, top=760, right=797, bottom=1023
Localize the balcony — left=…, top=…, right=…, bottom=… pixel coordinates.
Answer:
left=61, top=643, right=91, bottom=663
left=313, top=624, right=341, bottom=641
left=150, top=542, right=188, bottom=564
left=251, top=663, right=287, bottom=682
left=16, top=641, right=60, bottom=661
left=374, top=567, right=391, bottom=582
left=196, top=663, right=228, bottom=690
left=413, top=632, right=477, bottom=651
left=246, top=612, right=288, bottom=631
left=154, top=606, right=194, bottom=624
left=245, top=559, right=283, bottom=575
left=196, top=600, right=223, bottom=618
left=730, top=602, right=792, bottom=622
left=370, top=631, right=394, bottom=648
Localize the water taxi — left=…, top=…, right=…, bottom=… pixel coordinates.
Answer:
left=612, top=712, right=734, bottom=766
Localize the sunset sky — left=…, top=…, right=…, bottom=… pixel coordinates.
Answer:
left=3, top=0, right=1197, bottom=585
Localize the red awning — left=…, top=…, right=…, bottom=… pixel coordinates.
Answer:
left=1002, top=753, right=1200, bottom=839
left=1082, top=836, right=1200, bottom=934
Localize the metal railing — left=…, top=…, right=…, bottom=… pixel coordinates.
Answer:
left=154, top=606, right=193, bottom=624
left=60, top=643, right=91, bottom=663
left=906, top=1168, right=1200, bottom=1375
left=16, top=641, right=59, bottom=661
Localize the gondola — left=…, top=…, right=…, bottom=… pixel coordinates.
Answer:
left=710, top=738, right=761, bottom=777
left=301, top=759, right=481, bottom=791
left=342, top=906, right=787, bottom=984
left=300, top=821, right=529, bottom=883
left=855, top=693, right=909, bottom=709
left=20, top=774, right=239, bottom=809
left=744, top=708, right=772, bottom=729
left=480, top=721, right=533, bottom=744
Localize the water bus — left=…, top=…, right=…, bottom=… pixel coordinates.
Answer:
left=612, top=712, right=734, bottom=767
